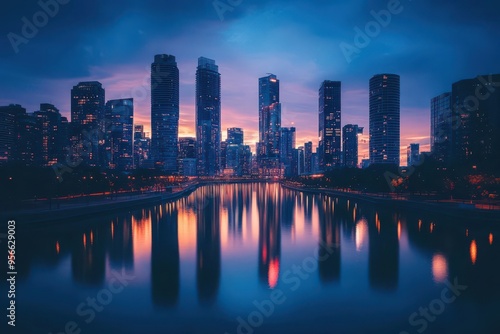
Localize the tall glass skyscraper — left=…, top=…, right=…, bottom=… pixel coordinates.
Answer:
left=258, top=74, right=281, bottom=172
left=196, top=57, right=221, bottom=176
left=451, top=74, right=500, bottom=171
left=105, top=98, right=134, bottom=170
left=280, top=127, right=295, bottom=177
left=369, top=74, right=400, bottom=166
left=318, top=80, right=341, bottom=170
left=342, top=124, right=363, bottom=168
left=430, top=92, right=452, bottom=165
left=151, top=54, right=179, bottom=173
left=34, top=103, right=68, bottom=167
left=70, top=81, right=105, bottom=167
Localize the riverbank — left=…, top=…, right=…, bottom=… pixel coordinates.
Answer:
left=281, top=182, right=500, bottom=223
left=1, top=182, right=199, bottom=226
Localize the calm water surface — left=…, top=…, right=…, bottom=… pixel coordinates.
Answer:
left=5, top=183, right=500, bottom=334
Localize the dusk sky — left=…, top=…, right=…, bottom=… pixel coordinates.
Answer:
left=1, top=0, right=499, bottom=164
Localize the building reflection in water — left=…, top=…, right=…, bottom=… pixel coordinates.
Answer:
left=355, top=219, right=368, bottom=252
left=317, top=195, right=341, bottom=283
left=225, top=184, right=248, bottom=239
left=280, top=188, right=296, bottom=232
left=71, top=226, right=107, bottom=286
left=257, top=183, right=281, bottom=289
left=151, top=203, right=180, bottom=307
left=108, top=216, right=134, bottom=271
left=432, top=253, right=448, bottom=283
left=368, top=211, right=399, bottom=291
left=196, top=185, right=221, bottom=305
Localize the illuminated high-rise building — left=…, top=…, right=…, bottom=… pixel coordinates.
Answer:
left=258, top=74, right=281, bottom=174
left=369, top=74, right=400, bottom=166
left=196, top=57, right=221, bottom=176
left=319, top=80, right=341, bottom=170
left=151, top=54, right=179, bottom=173
left=342, top=124, right=363, bottom=168
left=451, top=74, right=500, bottom=171
left=70, top=81, right=105, bottom=166
left=430, top=92, right=452, bottom=165
left=105, top=98, right=134, bottom=170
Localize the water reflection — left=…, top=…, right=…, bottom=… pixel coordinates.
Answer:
left=317, top=196, right=340, bottom=283
left=368, top=211, right=399, bottom=291
left=13, top=183, right=500, bottom=333
left=151, top=203, right=180, bottom=307
left=109, top=216, right=134, bottom=271
left=196, top=186, right=221, bottom=304
left=257, top=184, right=281, bottom=289
left=432, top=253, right=448, bottom=283
left=71, top=227, right=107, bottom=286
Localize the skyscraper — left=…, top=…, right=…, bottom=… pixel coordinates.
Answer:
left=451, top=74, right=500, bottom=171
left=369, top=74, right=400, bottom=166
left=430, top=92, right=452, bottom=165
left=178, top=137, right=197, bottom=176
left=34, top=103, right=68, bottom=167
left=304, top=142, right=313, bottom=174
left=0, top=104, right=23, bottom=164
left=319, top=80, right=341, bottom=170
left=280, top=127, right=295, bottom=177
left=134, top=125, right=151, bottom=169
left=151, top=54, right=179, bottom=173
left=227, top=127, right=243, bottom=145
left=196, top=57, right=221, bottom=176
left=407, top=143, right=420, bottom=167
left=71, top=81, right=105, bottom=167
left=343, top=124, right=364, bottom=168
left=105, top=98, right=134, bottom=170
left=258, top=74, right=281, bottom=174
left=0, top=104, right=43, bottom=166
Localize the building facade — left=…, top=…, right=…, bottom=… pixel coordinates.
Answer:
left=451, top=74, right=500, bottom=171
left=343, top=124, right=363, bottom=168
left=196, top=57, right=221, bottom=176
left=258, top=74, right=281, bottom=175
left=369, top=74, right=400, bottom=166
left=430, top=92, right=453, bottom=165
left=319, top=80, right=341, bottom=170
left=70, top=81, right=105, bottom=167
left=105, top=98, right=134, bottom=170
left=407, top=143, right=420, bottom=167
left=151, top=54, right=179, bottom=173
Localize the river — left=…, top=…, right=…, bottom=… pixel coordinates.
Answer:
left=5, top=183, right=500, bottom=333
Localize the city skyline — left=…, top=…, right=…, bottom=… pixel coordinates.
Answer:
left=2, top=1, right=499, bottom=166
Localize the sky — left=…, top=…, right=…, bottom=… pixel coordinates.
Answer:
left=1, top=0, right=499, bottom=165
